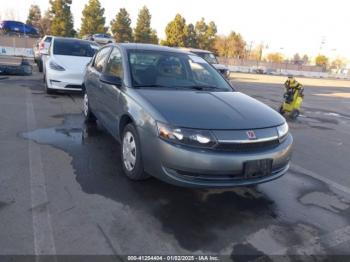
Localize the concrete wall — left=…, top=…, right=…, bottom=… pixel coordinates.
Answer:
left=218, top=57, right=324, bottom=72
left=227, top=65, right=350, bottom=80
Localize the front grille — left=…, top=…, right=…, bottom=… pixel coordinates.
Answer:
left=214, top=139, right=280, bottom=152
left=174, top=169, right=244, bottom=181
left=65, top=84, right=82, bottom=89
left=167, top=165, right=288, bottom=182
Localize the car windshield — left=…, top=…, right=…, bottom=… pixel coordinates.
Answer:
left=128, top=50, right=232, bottom=91
left=194, top=52, right=219, bottom=64
left=53, top=39, right=98, bottom=57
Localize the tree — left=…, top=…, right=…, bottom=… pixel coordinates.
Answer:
left=185, top=23, right=197, bottom=48
left=195, top=18, right=207, bottom=49
left=330, top=58, right=346, bottom=71
left=214, top=31, right=246, bottom=58
left=195, top=18, right=217, bottom=51
left=49, top=0, right=74, bottom=37
left=248, top=44, right=263, bottom=61
left=302, top=54, right=309, bottom=65
left=80, top=0, right=107, bottom=37
left=134, top=6, right=158, bottom=44
left=315, top=55, right=329, bottom=70
left=292, top=53, right=301, bottom=64
left=266, top=52, right=284, bottom=63
left=228, top=32, right=245, bottom=58
left=110, top=8, right=133, bottom=42
left=150, top=29, right=159, bottom=44
left=163, top=14, right=188, bottom=47
left=39, top=10, right=53, bottom=35
left=26, top=5, right=42, bottom=30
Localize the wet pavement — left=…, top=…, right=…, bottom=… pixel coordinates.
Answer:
left=0, top=71, right=350, bottom=259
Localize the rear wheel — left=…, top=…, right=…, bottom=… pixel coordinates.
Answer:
left=121, top=123, right=150, bottom=181
left=290, top=109, right=300, bottom=120
left=83, top=91, right=96, bottom=122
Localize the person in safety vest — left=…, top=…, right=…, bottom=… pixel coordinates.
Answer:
left=284, top=75, right=303, bottom=103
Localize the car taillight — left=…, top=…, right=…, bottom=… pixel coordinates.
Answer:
left=39, top=42, right=45, bottom=50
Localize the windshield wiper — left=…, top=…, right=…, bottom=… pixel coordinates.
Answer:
left=184, top=85, right=222, bottom=91
left=133, top=84, right=169, bottom=88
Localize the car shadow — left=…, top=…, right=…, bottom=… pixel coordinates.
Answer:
left=22, top=114, right=278, bottom=252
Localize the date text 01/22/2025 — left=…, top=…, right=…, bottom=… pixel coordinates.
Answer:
left=127, top=256, right=220, bottom=261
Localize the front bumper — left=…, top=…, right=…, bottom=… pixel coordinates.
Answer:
left=140, top=129, right=293, bottom=188
left=46, top=69, right=84, bottom=91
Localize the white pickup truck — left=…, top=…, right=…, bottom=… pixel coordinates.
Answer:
left=0, top=35, right=38, bottom=75
left=181, top=48, right=230, bottom=78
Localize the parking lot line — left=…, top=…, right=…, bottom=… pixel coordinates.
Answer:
left=26, top=90, right=57, bottom=256
left=291, top=163, right=350, bottom=195
left=259, top=225, right=350, bottom=256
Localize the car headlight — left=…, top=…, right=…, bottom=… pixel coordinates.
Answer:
left=49, top=61, right=65, bottom=71
left=157, top=122, right=217, bottom=148
left=277, top=122, right=289, bottom=141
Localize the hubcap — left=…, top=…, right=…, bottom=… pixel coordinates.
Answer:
left=83, top=93, right=89, bottom=117
left=122, top=131, right=137, bottom=171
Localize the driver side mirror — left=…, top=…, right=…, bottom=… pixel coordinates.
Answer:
left=99, top=74, right=122, bottom=87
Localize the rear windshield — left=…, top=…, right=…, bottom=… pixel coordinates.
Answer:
left=44, top=37, right=52, bottom=43
left=53, top=39, right=97, bottom=57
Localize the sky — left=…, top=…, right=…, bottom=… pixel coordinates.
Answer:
left=1, top=0, right=349, bottom=60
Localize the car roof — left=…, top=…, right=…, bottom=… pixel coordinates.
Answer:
left=116, top=43, right=192, bottom=54
left=179, top=47, right=213, bottom=54
left=53, top=37, right=95, bottom=43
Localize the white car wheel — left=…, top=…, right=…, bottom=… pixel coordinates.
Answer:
left=122, top=131, right=137, bottom=172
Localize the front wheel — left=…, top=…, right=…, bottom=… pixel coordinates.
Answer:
left=83, top=91, right=96, bottom=122
left=121, top=124, right=150, bottom=181
left=278, top=105, right=285, bottom=115
left=44, top=74, right=55, bottom=94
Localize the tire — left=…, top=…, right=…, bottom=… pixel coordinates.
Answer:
left=83, top=91, right=96, bottom=122
left=278, top=105, right=285, bottom=115
left=290, top=109, right=300, bottom=120
left=38, top=60, right=43, bottom=73
left=44, top=74, right=55, bottom=94
left=121, top=123, right=150, bottom=181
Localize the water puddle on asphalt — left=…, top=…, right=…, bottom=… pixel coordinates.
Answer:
left=20, top=114, right=350, bottom=255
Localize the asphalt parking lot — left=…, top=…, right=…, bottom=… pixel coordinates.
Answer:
left=0, top=69, right=349, bottom=259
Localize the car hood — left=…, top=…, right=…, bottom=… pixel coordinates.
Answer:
left=53, top=55, right=92, bottom=72
left=136, top=90, right=285, bottom=130
left=212, top=64, right=228, bottom=70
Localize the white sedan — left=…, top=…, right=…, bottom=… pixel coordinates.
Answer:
left=43, top=37, right=99, bottom=93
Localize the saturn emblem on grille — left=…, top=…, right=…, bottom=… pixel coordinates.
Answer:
left=246, top=130, right=257, bottom=140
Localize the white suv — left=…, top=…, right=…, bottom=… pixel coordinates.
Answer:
left=43, top=37, right=99, bottom=94
left=91, top=34, right=115, bottom=45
